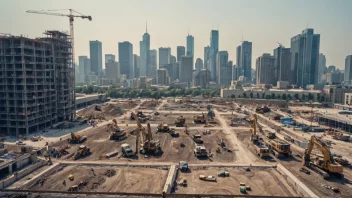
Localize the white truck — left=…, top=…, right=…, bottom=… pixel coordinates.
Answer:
left=121, top=143, right=134, bottom=157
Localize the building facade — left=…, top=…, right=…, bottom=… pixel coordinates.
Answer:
left=149, top=49, right=157, bottom=78
left=159, top=47, right=171, bottom=67
left=105, top=60, right=120, bottom=84
left=204, top=46, right=210, bottom=71
left=186, top=34, right=194, bottom=57
left=89, top=40, right=102, bottom=75
left=157, top=69, right=169, bottom=85
left=195, top=69, right=211, bottom=88
left=256, top=53, right=276, bottom=85
left=240, top=41, right=252, bottom=81
left=118, top=41, right=134, bottom=79
left=177, top=46, right=185, bottom=62
left=105, top=54, right=115, bottom=63
left=318, top=53, right=326, bottom=84
left=216, top=51, right=231, bottom=86
left=274, top=46, right=291, bottom=83
left=180, top=56, right=193, bottom=83
left=140, top=30, right=150, bottom=77
left=195, top=58, right=203, bottom=75
left=133, top=54, right=140, bottom=78
left=209, top=30, right=219, bottom=81
left=344, top=55, right=352, bottom=85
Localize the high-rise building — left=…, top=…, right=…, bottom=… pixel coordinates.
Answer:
left=78, top=56, right=88, bottom=83
left=195, top=58, right=203, bottom=75
left=232, top=65, right=238, bottom=81
left=105, top=54, right=115, bottom=63
left=327, top=70, right=344, bottom=85
left=209, top=30, right=219, bottom=81
left=204, top=46, right=210, bottom=70
left=177, top=46, right=185, bottom=62
left=180, top=56, right=193, bottom=83
left=235, top=45, right=242, bottom=80
left=290, top=28, right=320, bottom=87
left=318, top=53, right=326, bottom=84
left=149, top=49, right=157, bottom=78
left=216, top=51, right=232, bottom=86
left=140, top=26, right=150, bottom=77
left=256, top=53, right=276, bottom=85
left=195, top=69, right=211, bottom=88
left=134, top=54, right=140, bottom=78
left=118, top=41, right=134, bottom=79
left=159, top=47, right=171, bottom=67
left=105, top=60, right=120, bottom=84
left=274, top=46, right=291, bottom=83
left=89, top=40, right=102, bottom=75
left=186, top=34, right=194, bottom=57
left=345, top=55, right=352, bottom=85
left=157, top=69, right=169, bottom=85
left=238, top=41, right=252, bottom=81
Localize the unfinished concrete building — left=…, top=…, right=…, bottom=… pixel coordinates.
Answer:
left=0, top=31, right=75, bottom=136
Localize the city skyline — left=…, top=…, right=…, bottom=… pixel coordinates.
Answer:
left=2, top=0, right=351, bottom=69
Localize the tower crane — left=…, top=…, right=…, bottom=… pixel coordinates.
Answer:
left=26, top=9, right=92, bottom=67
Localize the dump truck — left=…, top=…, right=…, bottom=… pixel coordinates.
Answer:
left=193, top=134, right=204, bottom=144
left=255, top=143, right=270, bottom=158
left=266, top=139, right=291, bottom=157
left=68, top=132, right=87, bottom=144
left=121, top=143, right=134, bottom=157
left=72, top=145, right=90, bottom=160
left=199, top=175, right=216, bottom=182
left=194, top=145, right=208, bottom=157
left=175, top=116, right=186, bottom=127
left=193, top=114, right=206, bottom=124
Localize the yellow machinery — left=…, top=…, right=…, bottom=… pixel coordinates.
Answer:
left=303, top=136, right=343, bottom=179
left=255, top=144, right=270, bottom=158
left=267, top=139, right=291, bottom=157
left=68, top=132, right=87, bottom=144
left=108, top=119, right=126, bottom=140
left=157, top=122, right=170, bottom=132
left=249, top=114, right=259, bottom=144
left=175, top=116, right=186, bottom=127
left=193, top=114, right=206, bottom=124
left=72, top=145, right=90, bottom=160
left=255, top=105, right=270, bottom=114
left=134, top=113, right=161, bottom=155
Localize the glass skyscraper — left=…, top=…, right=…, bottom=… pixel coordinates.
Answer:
left=89, top=40, right=102, bottom=75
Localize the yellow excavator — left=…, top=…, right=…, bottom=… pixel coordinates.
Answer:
left=249, top=114, right=259, bottom=144
left=302, top=136, right=343, bottom=179
left=108, top=119, right=126, bottom=141
left=68, top=132, right=87, bottom=144
left=175, top=116, right=186, bottom=127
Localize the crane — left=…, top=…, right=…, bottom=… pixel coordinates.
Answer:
left=249, top=114, right=259, bottom=144
left=26, top=9, right=92, bottom=68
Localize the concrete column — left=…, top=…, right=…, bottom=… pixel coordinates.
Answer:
left=8, top=164, right=12, bottom=174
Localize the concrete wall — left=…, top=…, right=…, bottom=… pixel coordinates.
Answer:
left=163, top=165, right=177, bottom=194
left=277, top=163, right=318, bottom=198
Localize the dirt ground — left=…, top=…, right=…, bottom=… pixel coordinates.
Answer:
left=26, top=165, right=168, bottom=193
left=161, top=100, right=207, bottom=111
left=221, top=114, right=250, bottom=127
left=77, top=101, right=137, bottom=120
left=175, top=167, right=297, bottom=196
left=138, top=100, right=161, bottom=109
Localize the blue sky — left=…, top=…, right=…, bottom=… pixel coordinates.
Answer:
left=1, top=0, right=351, bottom=69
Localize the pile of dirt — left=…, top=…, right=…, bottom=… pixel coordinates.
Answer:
left=104, top=169, right=116, bottom=177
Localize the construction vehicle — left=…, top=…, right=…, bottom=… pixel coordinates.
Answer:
left=249, top=114, right=259, bottom=144
left=199, top=175, right=216, bottom=182
left=266, top=139, right=291, bottom=157
left=302, top=136, right=343, bottom=179
left=179, top=161, right=189, bottom=171
left=240, top=182, right=246, bottom=194
left=334, top=157, right=350, bottom=166
left=193, top=114, right=206, bottom=124
left=175, top=116, right=186, bottom=127
left=68, top=132, right=87, bottom=144
left=121, top=143, right=134, bottom=157
left=255, top=105, right=270, bottom=114
left=140, top=123, right=162, bottom=155
left=218, top=171, right=230, bottom=177
left=31, top=136, right=41, bottom=142
left=72, top=145, right=90, bottom=160
left=255, top=143, right=270, bottom=158
left=265, top=130, right=276, bottom=139
left=208, top=110, right=215, bottom=119
left=157, top=122, right=170, bottom=132
left=193, top=134, right=204, bottom=144
left=108, top=119, right=126, bottom=141
left=95, top=105, right=101, bottom=111
left=194, top=145, right=208, bottom=157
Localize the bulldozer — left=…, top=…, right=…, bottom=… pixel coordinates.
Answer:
left=175, top=116, right=186, bottom=127
left=249, top=114, right=259, bottom=144
left=108, top=119, right=126, bottom=141
left=72, top=145, right=90, bottom=160
left=302, top=136, right=343, bottom=179
left=68, top=132, right=87, bottom=144
left=193, top=114, right=206, bottom=124
left=266, top=139, right=291, bottom=157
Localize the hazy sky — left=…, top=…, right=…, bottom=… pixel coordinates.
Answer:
left=1, top=0, right=351, bottom=69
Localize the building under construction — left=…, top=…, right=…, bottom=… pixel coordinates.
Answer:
left=0, top=31, right=75, bottom=136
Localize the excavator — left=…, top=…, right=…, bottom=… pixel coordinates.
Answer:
left=193, top=114, right=206, bottom=124
left=68, top=132, right=87, bottom=144
left=108, top=119, right=126, bottom=141
left=140, top=123, right=162, bottom=155
left=72, top=145, right=90, bottom=160
left=249, top=114, right=259, bottom=144
left=157, top=122, right=179, bottom=137
left=302, top=136, right=343, bottom=179
left=175, top=116, right=186, bottom=127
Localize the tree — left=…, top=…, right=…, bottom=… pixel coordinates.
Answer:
left=317, top=93, right=321, bottom=102
left=320, top=95, right=326, bottom=102
left=250, top=92, right=253, bottom=98
left=243, top=92, right=247, bottom=98
left=302, top=94, right=306, bottom=101
left=262, top=93, right=265, bottom=99
left=308, top=93, right=314, bottom=100
left=287, top=94, right=292, bottom=100
left=271, top=93, right=275, bottom=99
left=257, top=93, right=260, bottom=99
left=277, top=94, right=281, bottom=99
left=294, top=93, right=299, bottom=100
left=282, top=94, right=287, bottom=100
left=231, top=94, right=236, bottom=98
left=266, top=95, right=271, bottom=99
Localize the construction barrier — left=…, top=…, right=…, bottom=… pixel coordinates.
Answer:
left=163, top=165, right=177, bottom=194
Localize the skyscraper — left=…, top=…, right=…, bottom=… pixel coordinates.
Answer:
left=235, top=45, right=242, bottom=80
left=180, top=56, right=193, bottom=83
left=177, top=46, right=185, bottom=62
left=216, top=51, right=232, bottom=86
left=159, top=47, right=171, bottom=67
left=274, top=46, right=291, bottom=82
left=186, top=34, right=194, bottom=57
left=256, top=53, right=275, bottom=85
left=105, top=60, right=120, bottom=84
left=209, top=30, right=219, bottom=81
left=345, top=55, right=352, bottom=85
left=290, top=28, right=320, bottom=87
left=318, top=53, right=326, bottom=84
left=157, top=69, right=169, bottom=85
left=89, top=40, right=102, bottom=75
left=78, top=56, right=88, bottom=83
left=204, top=46, right=210, bottom=70
left=195, top=58, right=203, bottom=75
left=134, top=54, right=140, bottom=78
left=237, top=41, right=252, bottom=81
left=105, top=54, right=115, bottom=63
left=118, top=41, right=134, bottom=79
left=140, top=25, right=150, bottom=77
left=149, top=49, right=157, bottom=78
left=195, top=69, right=211, bottom=88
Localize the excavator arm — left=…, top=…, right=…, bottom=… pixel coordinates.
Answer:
left=305, top=136, right=334, bottom=168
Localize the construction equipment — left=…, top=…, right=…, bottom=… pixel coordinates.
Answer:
left=266, top=139, right=291, bottom=157
left=255, top=143, right=270, bottom=158
left=193, top=114, right=206, bottom=124
left=108, top=119, right=126, bottom=141
left=26, top=9, right=92, bottom=76
left=193, top=134, right=204, bottom=144
left=218, top=171, right=230, bottom=177
left=31, top=136, right=41, bottom=142
left=249, top=114, right=259, bottom=144
left=302, top=136, right=343, bottom=179
left=175, top=116, right=186, bottom=127
left=239, top=182, right=246, bottom=194
left=157, top=122, right=170, bottom=132
left=199, top=175, right=216, bottom=182
left=121, top=143, right=134, bottom=157
left=255, top=105, right=270, bottom=114
left=134, top=112, right=146, bottom=155
left=140, top=123, right=162, bottom=155
left=179, top=161, right=189, bottom=171
left=194, top=145, right=208, bottom=157
left=68, top=132, right=87, bottom=144
left=72, top=145, right=90, bottom=160
left=95, top=105, right=101, bottom=111
left=265, top=130, right=276, bottom=139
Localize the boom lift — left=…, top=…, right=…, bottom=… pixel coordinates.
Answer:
left=302, top=136, right=343, bottom=179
